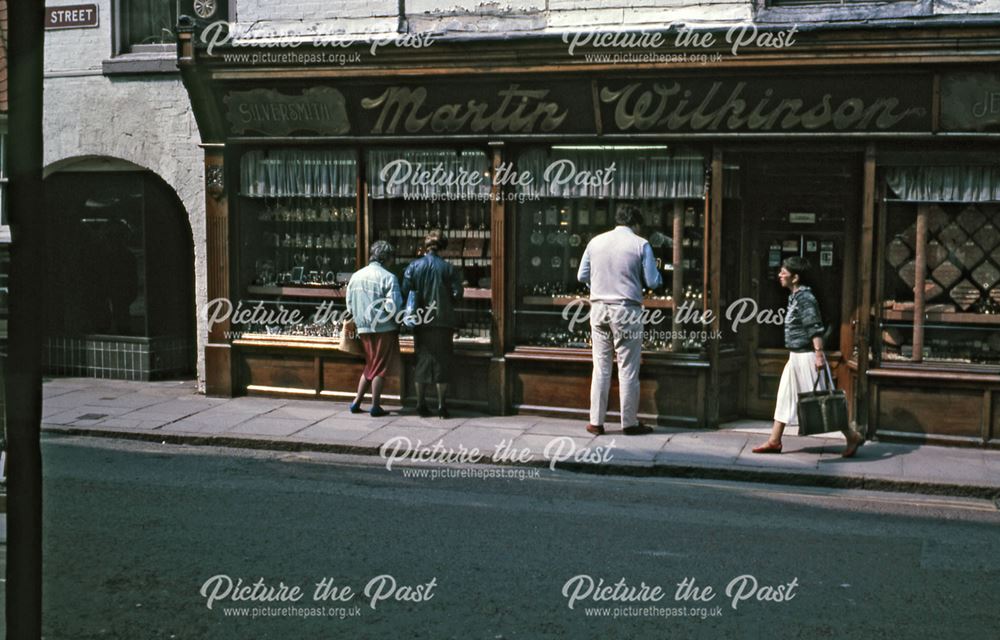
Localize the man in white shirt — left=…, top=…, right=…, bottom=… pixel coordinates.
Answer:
left=577, top=206, right=662, bottom=436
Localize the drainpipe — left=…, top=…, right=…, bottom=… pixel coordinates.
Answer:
left=398, top=0, right=408, bottom=33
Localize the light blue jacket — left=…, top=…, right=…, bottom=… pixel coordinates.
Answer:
left=346, top=261, right=402, bottom=334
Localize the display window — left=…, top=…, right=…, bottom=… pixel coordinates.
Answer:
left=235, top=146, right=494, bottom=346
left=877, top=162, right=1000, bottom=366
left=511, top=145, right=708, bottom=353
left=237, top=148, right=359, bottom=338
left=367, top=148, right=493, bottom=346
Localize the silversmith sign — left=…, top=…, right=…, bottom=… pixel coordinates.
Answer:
left=223, top=75, right=933, bottom=136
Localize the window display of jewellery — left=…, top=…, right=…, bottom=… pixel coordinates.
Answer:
left=524, top=328, right=593, bottom=349
left=236, top=300, right=348, bottom=339
left=517, top=283, right=700, bottom=305
left=880, top=322, right=1000, bottom=365
left=371, top=198, right=493, bottom=290
left=244, top=196, right=358, bottom=287
left=452, top=307, right=493, bottom=345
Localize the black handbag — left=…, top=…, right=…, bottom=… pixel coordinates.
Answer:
left=797, top=360, right=849, bottom=435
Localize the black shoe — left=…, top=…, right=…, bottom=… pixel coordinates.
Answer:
left=348, top=402, right=363, bottom=414
left=622, top=424, right=654, bottom=436
left=416, top=404, right=432, bottom=418
left=370, top=406, right=388, bottom=418
left=438, top=406, right=451, bottom=419
left=586, top=424, right=605, bottom=436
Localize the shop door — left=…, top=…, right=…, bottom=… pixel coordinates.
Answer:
left=742, top=153, right=860, bottom=419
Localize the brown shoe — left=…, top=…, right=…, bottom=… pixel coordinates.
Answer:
left=586, top=424, right=605, bottom=436
left=622, top=424, right=654, bottom=436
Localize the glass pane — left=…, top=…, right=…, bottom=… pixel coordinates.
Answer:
left=236, top=149, right=360, bottom=339
left=720, top=160, right=743, bottom=348
left=367, top=148, right=493, bottom=347
left=43, top=172, right=146, bottom=337
left=127, top=0, right=178, bottom=47
left=879, top=201, right=1000, bottom=364
left=514, top=196, right=706, bottom=352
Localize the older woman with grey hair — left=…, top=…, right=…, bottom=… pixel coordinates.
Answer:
left=346, top=240, right=402, bottom=417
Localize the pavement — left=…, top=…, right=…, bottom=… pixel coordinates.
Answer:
left=40, top=377, right=1000, bottom=499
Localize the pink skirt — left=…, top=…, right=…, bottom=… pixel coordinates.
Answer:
left=360, top=331, right=400, bottom=381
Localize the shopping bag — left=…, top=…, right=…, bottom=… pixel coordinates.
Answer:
left=797, top=360, right=848, bottom=435
left=338, top=318, right=364, bottom=356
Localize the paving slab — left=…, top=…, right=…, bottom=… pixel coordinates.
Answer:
left=816, top=443, right=907, bottom=478
left=78, top=393, right=177, bottom=410
left=603, top=434, right=672, bottom=464
left=43, top=390, right=127, bottom=409
left=42, top=405, right=138, bottom=425
left=432, top=426, right=522, bottom=455
left=459, top=415, right=539, bottom=430
left=295, top=421, right=385, bottom=445
left=383, top=415, right=468, bottom=429
left=93, top=417, right=177, bottom=431
left=158, top=417, right=246, bottom=434
left=226, top=417, right=315, bottom=438
left=360, top=425, right=454, bottom=448
left=899, top=448, right=998, bottom=486
left=526, top=418, right=598, bottom=437
left=265, top=405, right=341, bottom=423
left=511, top=433, right=597, bottom=463
left=656, top=432, right=750, bottom=467
left=221, top=397, right=290, bottom=411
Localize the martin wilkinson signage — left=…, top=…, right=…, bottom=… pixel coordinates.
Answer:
left=224, top=75, right=933, bottom=137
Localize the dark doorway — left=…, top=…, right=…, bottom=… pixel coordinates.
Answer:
left=43, top=170, right=195, bottom=380
left=741, top=151, right=861, bottom=418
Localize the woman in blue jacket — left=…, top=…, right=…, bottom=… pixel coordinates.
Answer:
left=403, top=230, right=464, bottom=419
left=346, top=241, right=402, bottom=417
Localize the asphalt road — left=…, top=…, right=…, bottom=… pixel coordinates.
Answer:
left=37, top=434, right=1000, bottom=640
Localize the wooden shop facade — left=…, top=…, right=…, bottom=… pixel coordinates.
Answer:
left=175, top=8, right=1000, bottom=446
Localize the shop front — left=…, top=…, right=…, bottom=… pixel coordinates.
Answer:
left=175, top=20, right=1000, bottom=445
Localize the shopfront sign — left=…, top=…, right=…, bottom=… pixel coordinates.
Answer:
left=223, top=75, right=932, bottom=137
left=598, top=79, right=929, bottom=133
left=940, top=73, right=1000, bottom=132
left=44, top=4, right=99, bottom=30
left=224, top=87, right=350, bottom=136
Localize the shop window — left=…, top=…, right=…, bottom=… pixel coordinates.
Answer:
left=367, top=148, right=493, bottom=347
left=512, top=146, right=709, bottom=354
left=877, top=164, right=1000, bottom=367
left=235, top=146, right=495, bottom=347
left=120, top=0, right=177, bottom=51
left=237, top=148, right=360, bottom=339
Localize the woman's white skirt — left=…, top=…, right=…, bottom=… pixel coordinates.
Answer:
left=773, top=351, right=826, bottom=426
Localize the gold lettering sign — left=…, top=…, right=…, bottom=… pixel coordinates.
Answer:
left=600, top=81, right=926, bottom=132
left=225, top=87, right=350, bottom=136
left=360, top=84, right=568, bottom=135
